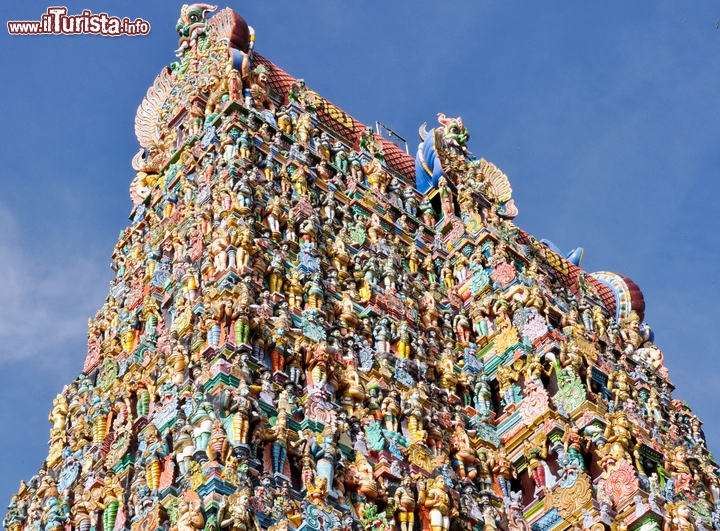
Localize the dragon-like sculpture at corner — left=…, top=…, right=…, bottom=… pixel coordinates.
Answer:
left=175, top=3, right=218, bottom=55
left=415, top=114, right=518, bottom=218
left=415, top=113, right=469, bottom=194
left=132, top=3, right=254, bottom=177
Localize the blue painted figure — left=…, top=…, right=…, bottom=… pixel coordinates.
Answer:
left=415, top=114, right=469, bottom=194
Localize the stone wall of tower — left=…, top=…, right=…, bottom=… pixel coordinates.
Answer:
left=4, top=7, right=717, bottom=531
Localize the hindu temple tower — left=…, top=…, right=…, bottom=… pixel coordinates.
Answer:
left=4, top=6, right=716, bottom=531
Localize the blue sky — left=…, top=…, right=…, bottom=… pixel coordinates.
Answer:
left=1, top=1, right=719, bottom=505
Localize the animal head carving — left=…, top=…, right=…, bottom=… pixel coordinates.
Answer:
left=437, top=113, right=469, bottom=151
left=176, top=4, right=217, bottom=49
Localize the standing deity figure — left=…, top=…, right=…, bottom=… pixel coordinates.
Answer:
left=491, top=446, right=517, bottom=499
left=601, top=410, right=642, bottom=470
left=285, top=270, right=304, bottom=308
left=497, top=365, right=518, bottom=407
left=189, top=392, right=217, bottom=451
left=402, top=390, right=426, bottom=443
left=168, top=343, right=190, bottom=385
left=207, top=419, right=232, bottom=463
left=228, top=381, right=255, bottom=446
left=607, top=370, right=633, bottom=410
left=331, top=141, right=348, bottom=174
left=234, top=173, right=254, bottom=213
left=419, top=196, right=437, bottom=227
left=523, top=432, right=549, bottom=493
left=172, top=493, right=205, bottom=531
left=440, top=262, right=454, bottom=290
left=264, top=195, right=286, bottom=238
left=456, top=184, right=478, bottom=215
left=141, top=294, right=162, bottom=342
left=312, top=426, right=339, bottom=493
left=394, top=476, right=417, bottom=531
left=592, top=306, right=608, bottom=338
left=438, top=177, right=455, bottom=220
left=208, top=228, right=230, bottom=273
left=453, top=254, right=469, bottom=284
left=270, top=323, right=289, bottom=374
left=220, top=489, right=260, bottom=531
left=294, top=114, right=314, bottom=145
left=267, top=252, right=287, bottom=294
left=423, top=477, right=455, bottom=531
left=381, top=389, right=401, bottom=433
left=49, top=394, right=68, bottom=438
left=203, top=308, right=222, bottom=348
left=88, top=394, right=109, bottom=447
left=71, top=493, right=92, bottom=531
left=173, top=419, right=195, bottom=476
left=421, top=254, right=437, bottom=283
left=403, top=184, right=419, bottom=216
left=450, top=420, right=478, bottom=481
left=269, top=410, right=291, bottom=475
left=214, top=293, right=239, bottom=343
left=235, top=224, right=258, bottom=269
left=394, top=321, right=412, bottom=359
left=132, top=373, right=156, bottom=418
left=419, top=290, right=441, bottom=330
left=335, top=291, right=360, bottom=333
left=275, top=106, right=293, bottom=135
left=328, top=239, right=351, bottom=281
left=561, top=424, right=588, bottom=469
left=366, top=213, right=386, bottom=246
left=304, top=272, right=325, bottom=310
left=295, top=433, right=316, bottom=486
left=474, top=373, right=493, bottom=413
left=141, top=424, right=169, bottom=492
left=373, top=318, right=392, bottom=354
left=99, top=471, right=124, bottom=531
left=405, top=245, right=420, bottom=274
left=454, top=310, right=472, bottom=344
left=349, top=152, right=364, bottom=181
left=340, top=365, right=365, bottom=417
left=475, top=449, right=493, bottom=491
left=348, top=451, right=379, bottom=516
left=285, top=342, right=304, bottom=387
left=306, top=342, right=332, bottom=388
left=233, top=283, right=252, bottom=345
left=436, top=348, right=458, bottom=394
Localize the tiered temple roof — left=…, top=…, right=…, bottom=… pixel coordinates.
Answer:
left=4, top=7, right=716, bottom=531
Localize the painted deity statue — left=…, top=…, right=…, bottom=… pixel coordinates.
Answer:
left=422, top=477, right=455, bottom=531
left=172, top=493, right=204, bottom=531
left=8, top=8, right=720, bottom=531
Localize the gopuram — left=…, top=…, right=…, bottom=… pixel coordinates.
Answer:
left=5, top=6, right=717, bottom=531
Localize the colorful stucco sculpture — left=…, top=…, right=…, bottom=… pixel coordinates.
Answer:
left=5, top=7, right=715, bottom=531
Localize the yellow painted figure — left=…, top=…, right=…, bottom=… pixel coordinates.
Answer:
left=141, top=424, right=168, bottom=492
left=423, top=477, right=454, bottom=531
left=394, top=476, right=417, bottom=531
left=173, top=492, right=205, bottom=531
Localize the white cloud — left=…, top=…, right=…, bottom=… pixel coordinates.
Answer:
left=0, top=204, right=108, bottom=364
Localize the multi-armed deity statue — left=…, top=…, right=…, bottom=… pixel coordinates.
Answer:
left=5, top=5, right=717, bottom=531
